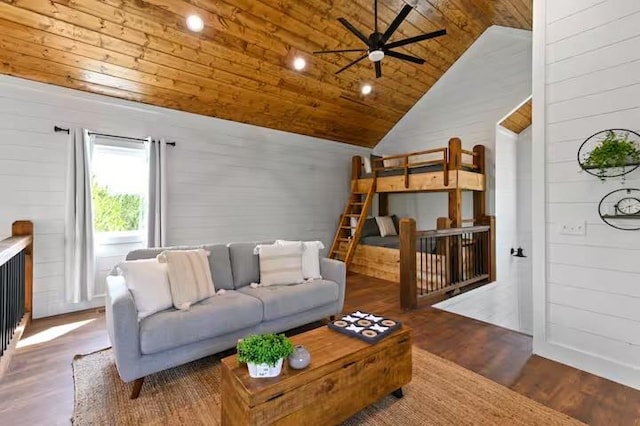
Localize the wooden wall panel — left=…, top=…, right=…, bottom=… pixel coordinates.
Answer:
left=0, top=0, right=532, bottom=147
left=0, top=74, right=370, bottom=318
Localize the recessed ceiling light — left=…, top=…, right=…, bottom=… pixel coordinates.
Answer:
left=186, top=14, right=204, bottom=32
left=361, top=84, right=373, bottom=96
left=293, top=57, right=306, bottom=71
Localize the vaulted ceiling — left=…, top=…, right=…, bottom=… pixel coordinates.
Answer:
left=0, top=0, right=532, bottom=147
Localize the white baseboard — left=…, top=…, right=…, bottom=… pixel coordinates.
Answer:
left=534, top=340, right=640, bottom=391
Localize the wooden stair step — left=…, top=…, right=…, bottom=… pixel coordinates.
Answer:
left=337, top=238, right=350, bottom=242
left=345, top=214, right=361, bottom=217
left=332, top=251, right=347, bottom=257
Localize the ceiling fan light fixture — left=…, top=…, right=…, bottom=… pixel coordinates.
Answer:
left=293, top=57, right=306, bottom=71
left=368, top=50, right=385, bottom=62
left=186, top=14, right=204, bottom=32
left=361, top=84, right=373, bottom=95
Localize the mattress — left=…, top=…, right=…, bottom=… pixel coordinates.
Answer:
left=360, top=164, right=476, bottom=179
left=360, top=235, right=436, bottom=254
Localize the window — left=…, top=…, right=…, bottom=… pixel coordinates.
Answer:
left=91, top=138, right=149, bottom=244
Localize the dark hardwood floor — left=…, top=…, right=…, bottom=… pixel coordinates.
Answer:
left=0, top=273, right=639, bottom=425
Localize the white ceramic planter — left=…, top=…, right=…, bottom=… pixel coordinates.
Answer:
left=247, top=358, right=284, bottom=378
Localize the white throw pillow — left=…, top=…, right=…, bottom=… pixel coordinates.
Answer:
left=363, top=156, right=372, bottom=174
left=255, top=243, right=304, bottom=286
left=157, top=249, right=216, bottom=310
left=275, top=240, right=325, bottom=280
left=375, top=216, right=398, bottom=237
left=382, top=158, right=403, bottom=168
left=117, top=259, right=173, bottom=320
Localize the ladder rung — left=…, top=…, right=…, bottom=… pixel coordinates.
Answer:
left=346, top=214, right=360, bottom=217
left=352, top=202, right=365, bottom=205
left=332, top=251, right=347, bottom=257
left=338, top=238, right=350, bottom=242
left=340, top=226, right=352, bottom=229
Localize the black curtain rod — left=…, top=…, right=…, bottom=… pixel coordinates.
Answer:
left=54, top=126, right=176, bottom=146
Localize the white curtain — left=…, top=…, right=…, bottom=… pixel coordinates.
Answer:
left=147, top=138, right=168, bottom=247
left=65, top=129, right=95, bottom=303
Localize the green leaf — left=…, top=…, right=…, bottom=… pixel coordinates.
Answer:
left=236, top=333, right=295, bottom=367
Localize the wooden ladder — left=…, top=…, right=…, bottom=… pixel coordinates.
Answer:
left=328, top=179, right=376, bottom=267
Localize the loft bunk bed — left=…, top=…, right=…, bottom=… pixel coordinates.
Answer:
left=329, top=137, right=495, bottom=303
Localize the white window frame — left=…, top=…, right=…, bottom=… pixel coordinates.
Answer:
left=91, top=136, right=149, bottom=246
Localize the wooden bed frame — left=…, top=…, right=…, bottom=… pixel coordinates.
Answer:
left=329, top=137, right=495, bottom=306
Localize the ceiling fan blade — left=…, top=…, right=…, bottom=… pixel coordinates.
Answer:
left=337, top=18, right=370, bottom=45
left=375, top=61, right=382, bottom=78
left=384, top=29, right=447, bottom=50
left=335, top=53, right=368, bottom=75
left=381, top=5, right=413, bottom=44
left=314, top=48, right=368, bottom=54
left=385, top=50, right=425, bottom=64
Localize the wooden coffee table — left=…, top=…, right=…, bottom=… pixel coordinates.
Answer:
left=220, top=324, right=412, bottom=425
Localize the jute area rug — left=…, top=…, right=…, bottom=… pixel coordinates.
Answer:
left=72, top=348, right=584, bottom=426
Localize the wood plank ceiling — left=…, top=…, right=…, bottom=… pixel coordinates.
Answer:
left=0, top=0, right=532, bottom=147
left=500, top=98, right=532, bottom=134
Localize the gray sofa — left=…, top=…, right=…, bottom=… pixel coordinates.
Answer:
left=105, top=242, right=346, bottom=398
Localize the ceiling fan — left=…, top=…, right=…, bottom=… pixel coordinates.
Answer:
left=314, top=0, right=447, bottom=78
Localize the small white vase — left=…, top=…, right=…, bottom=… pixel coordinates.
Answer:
left=247, top=358, right=284, bottom=378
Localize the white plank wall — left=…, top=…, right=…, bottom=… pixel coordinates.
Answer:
left=0, top=76, right=368, bottom=318
left=540, top=0, right=640, bottom=389
left=374, top=26, right=532, bottom=229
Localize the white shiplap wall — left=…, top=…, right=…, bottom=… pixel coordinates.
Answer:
left=374, top=26, right=532, bottom=229
left=535, top=0, right=640, bottom=389
left=0, top=76, right=369, bottom=318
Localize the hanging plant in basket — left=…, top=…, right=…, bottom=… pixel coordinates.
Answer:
left=578, top=129, right=640, bottom=181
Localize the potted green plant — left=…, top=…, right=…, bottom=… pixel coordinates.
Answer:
left=236, top=333, right=294, bottom=378
left=583, top=130, right=640, bottom=180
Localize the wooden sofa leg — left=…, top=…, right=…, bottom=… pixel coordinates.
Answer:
left=130, top=377, right=145, bottom=399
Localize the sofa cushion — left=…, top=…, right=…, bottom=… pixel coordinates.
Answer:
left=126, top=244, right=235, bottom=290
left=228, top=242, right=261, bottom=289
left=201, top=244, right=234, bottom=290
left=139, top=291, right=263, bottom=355
left=238, top=280, right=339, bottom=321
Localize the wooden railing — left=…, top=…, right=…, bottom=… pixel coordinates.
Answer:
left=372, top=146, right=450, bottom=186
left=399, top=217, right=495, bottom=310
left=0, top=221, right=33, bottom=377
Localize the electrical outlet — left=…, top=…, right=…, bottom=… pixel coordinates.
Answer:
left=559, top=221, right=586, bottom=236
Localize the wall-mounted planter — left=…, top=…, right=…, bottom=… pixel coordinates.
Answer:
left=578, top=129, right=640, bottom=181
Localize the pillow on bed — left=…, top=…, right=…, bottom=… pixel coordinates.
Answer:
left=362, top=217, right=381, bottom=238
left=391, top=215, right=400, bottom=234
left=363, top=156, right=372, bottom=174
left=375, top=216, right=398, bottom=237
left=382, top=158, right=403, bottom=168
left=370, top=155, right=382, bottom=171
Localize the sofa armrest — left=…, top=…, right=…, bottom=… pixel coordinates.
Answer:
left=320, top=257, right=346, bottom=311
left=106, top=275, right=141, bottom=382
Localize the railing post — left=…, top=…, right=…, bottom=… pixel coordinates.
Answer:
left=351, top=155, right=362, bottom=181
left=11, top=221, right=33, bottom=315
left=399, top=218, right=417, bottom=310
left=477, top=216, right=496, bottom=282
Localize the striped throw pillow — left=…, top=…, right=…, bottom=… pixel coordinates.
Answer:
left=157, top=249, right=216, bottom=310
left=375, top=216, right=398, bottom=237
left=255, top=243, right=304, bottom=286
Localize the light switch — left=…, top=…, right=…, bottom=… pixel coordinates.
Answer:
left=559, top=221, right=586, bottom=236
